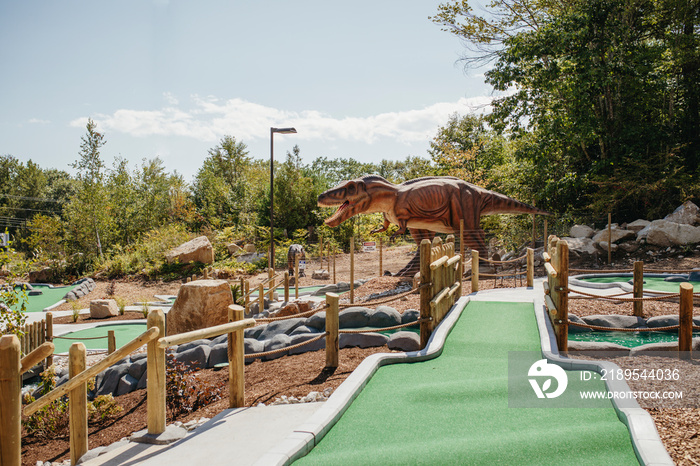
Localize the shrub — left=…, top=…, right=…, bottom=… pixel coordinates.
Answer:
left=166, top=354, right=222, bottom=419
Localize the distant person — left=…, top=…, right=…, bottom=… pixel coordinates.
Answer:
left=288, top=244, right=306, bottom=277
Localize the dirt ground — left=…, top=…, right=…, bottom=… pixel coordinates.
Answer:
left=21, top=245, right=700, bottom=465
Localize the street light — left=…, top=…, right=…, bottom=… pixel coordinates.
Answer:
left=270, top=127, right=297, bottom=270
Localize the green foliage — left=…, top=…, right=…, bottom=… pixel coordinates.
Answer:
left=0, top=238, right=28, bottom=337
left=22, top=365, right=68, bottom=438
left=166, top=354, right=222, bottom=419
left=88, top=394, right=123, bottom=420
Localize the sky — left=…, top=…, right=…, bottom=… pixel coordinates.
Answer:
left=0, top=0, right=494, bottom=183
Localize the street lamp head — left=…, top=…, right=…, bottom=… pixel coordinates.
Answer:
left=271, top=127, right=297, bottom=134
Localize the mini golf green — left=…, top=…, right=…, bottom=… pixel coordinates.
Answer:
left=580, top=275, right=700, bottom=293
left=14, top=284, right=77, bottom=313
left=570, top=329, right=699, bottom=348
left=52, top=323, right=147, bottom=353
left=294, top=301, right=638, bottom=465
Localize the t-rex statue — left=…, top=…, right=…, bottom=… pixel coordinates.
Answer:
left=317, top=175, right=550, bottom=276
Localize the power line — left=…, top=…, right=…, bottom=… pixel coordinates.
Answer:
left=0, top=194, right=61, bottom=203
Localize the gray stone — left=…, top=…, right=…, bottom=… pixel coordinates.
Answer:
left=340, top=332, right=389, bottom=348
left=244, top=338, right=264, bottom=356
left=97, top=363, right=129, bottom=396
left=597, top=241, right=618, bottom=253
left=664, top=200, right=700, bottom=225
left=116, top=374, right=139, bottom=396
left=581, top=315, right=647, bottom=329
left=626, top=219, right=650, bottom=233
left=130, top=424, right=188, bottom=445
left=313, top=284, right=338, bottom=296
left=567, top=314, right=592, bottom=334
left=289, top=325, right=319, bottom=336
left=561, top=237, right=598, bottom=259
left=177, top=339, right=212, bottom=353
left=401, top=309, right=420, bottom=325
left=137, top=370, right=148, bottom=390
left=89, top=299, right=119, bottom=319
left=369, top=306, right=401, bottom=328
left=173, top=345, right=211, bottom=370
left=305, top=311, right=326, bottom=330
left=263, top=334, right=292, bottom=360
left=592, top=225, right=636, bottom=243
left=130, top=352, right=147, bottom=362
left=630, top=341, right=679, bottom=356
left=646, top=315, right=679, bottom=330
left=210, top=334, right=228, bottom=346
left=127, top=358, right=147, bottom=380
left=244, top=325, right=265, bottom=339
left=618, top=241, right=640, bottom=253
left=207, top=342, right=229, bottom=368
left=387, top=331, right=420, bottom=351
left=569, top=225, right=595, bottom=238
left=339, top=307, right=371, bottom=328
left=644, top=219, right=700, bottom=247
left=77, top=446, right=107, bottom=464
left=165, top=235, right=214, bottom=265
left=311, top=269, right=330, bottom=280
left=258, top=318, right=305, bottom=340
left=336, top=282, right=350, bottom=292
left=288, top=334, right=326, bottom=355
left=567, top=341, right=630, bottom=353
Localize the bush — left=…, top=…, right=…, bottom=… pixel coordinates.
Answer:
left=166, top=354, right=222, bottom=419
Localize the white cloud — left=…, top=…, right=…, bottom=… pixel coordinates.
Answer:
left=69, top=95, right=495, bottom=145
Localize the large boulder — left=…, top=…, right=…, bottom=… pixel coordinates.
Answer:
left=592, top=226, right=636, bottom=244
left=167, top=280, right=233, bottom=335
left=561, top=237, right=598, bottom=260
left=625, top=219, right=650, bottom=233
left=90, top=299, right=119, bottom=319
left=643, top=220, right=700, bottom=247
left=664, top=201, right=700, bottom=225
left=165, top=236, right=214, bottom=265
left=569, top=225, right=595, bottom=239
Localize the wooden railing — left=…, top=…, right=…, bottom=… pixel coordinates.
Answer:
left=543, top=235, right=569, bottom=352
left=419, top=235, right=462, bottom=348
left=1, top=305, right=253, bottom=466
left=242, top=271, right=289, bottom=315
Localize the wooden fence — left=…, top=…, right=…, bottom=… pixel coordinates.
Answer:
left=543, top=235, right=569, bottom=352
left=419, top=235, right=462, bottom=348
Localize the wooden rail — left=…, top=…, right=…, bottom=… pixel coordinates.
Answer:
left=242, top=272, right=290, bottom=315
left=544, top=235, right=569, bottom=352
left=419, top=235, right=462, bottom=348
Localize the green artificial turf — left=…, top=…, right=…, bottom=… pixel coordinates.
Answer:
left=581, top=275, right=700, bottom=293
left=52, top=324, right=147, bottom=353
left=295, top=301, right=639, bottom=465
left=14, top=284, right=76, bottom=313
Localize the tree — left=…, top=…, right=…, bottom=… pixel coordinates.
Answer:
left=65, top=118, right=112, bottom=258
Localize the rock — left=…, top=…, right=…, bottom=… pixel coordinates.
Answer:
left=311, top=269, right=330, bottom=280
left=401, top=309, right=420, bottom=327
left=273, top=303, right=300, bottom=318
left=313, top=284, right=339, bottom=296
left=567, top=314, right=592, bottom=334
left=644, top=220, right=700, bottom=247
left=305, top=311, right=326, bottom=330
left=89, top=299, right=119, bottom=319
left=97, top=363, right=129, bottom=396
left=165, top=236, right=214, bottom=265
left=387, top=331, right=420, bottom=351
left=28, top=266, right=52, bottom=283
left=289, top=325, right=319, bottom=336
left=618, top=241, right=640, bottom=253
left=368, top=306, right=402, bottom=328
left=227, top=243, right=243, bottom=255
left=567, top=341, right=630, bottom=353
left=263, top=334, right=292, bottom=360
left=561, top=237, right=598, bottom=260
left=127, top=358, right=147, bottom=380
left=244, top=338, right=264, bottom=356
left=597, top=241, right=618, bottom=253
left=630, top=341, right=679, bottom=356
left=167, top=280, right=233, bottom=335
left=664, top=200, right=700, bottom=225
left=116, top=374, right=140, bottom=396
left=580, top=315, right=646, bottom=329
left=569, top=225, right=595, bottom=238
left=243, top=244, right=256, bottom=253
left=646, top=315, right=679, bottom=329
left=592, top=226, right=636, bottom=244
left=340, top=332, right=389, bottom=348
left=339, top=307, right=371, bottom=328
left=176, top=339, right=212, bottom=353
left=244, top=326, right=265, bottom=339
left=288, top=334, right=326, bottom=355
left=173, top=345, right=211, bottom=370
left=626, top=219, right=650, bottom=233
left=207, top=342, right=228, bottom=368
left=258, top=318, right=306, bottom=340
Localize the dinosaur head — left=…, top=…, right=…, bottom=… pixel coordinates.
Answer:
left=317, top=178, right=372, bottom=227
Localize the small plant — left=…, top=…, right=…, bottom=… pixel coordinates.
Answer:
left=106, top=280, right=116, bottom=297
left=230, top=283, right=242, bottom=305
left=22, top=365, right=69, bottom=438
left=70, top=300, right=82, bottom=322
left=166, top=354, right=222, bottom=419
left=140, top=298, right=150, bottom=318
left=88, top=394, right=123, bottom=420
left=114, top=296, right=127, bottom=315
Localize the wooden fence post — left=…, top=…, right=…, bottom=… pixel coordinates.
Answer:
left=107, top=330, right=116, bottom=354
left=243, top=279, right=250, bottom=315
left=555, top=240, right=569, bottom=352
left=527, top=248, right=534, bottom=288
left=228, top=305, right=246, bottom=407
left=147, top=309, right=166, bottom=435
left=0, top=335, right=21, bottom=466
left=267, top=269, right=274, bottom=301
left=326, top=293, right=339, bottom=368
left=679, top=283, right=693, bottom=359
left=633, top=261, right=644, bottom=317
left=295, top=255, right=300, bottom=300
left=471, top=250, right=479, bottom=292
left=46, top=312, right=54, bottom=368
left=543, top=219, right=548, bottom=246
left=284, top=272, right=289, bottom=303
left=69, top=342, right=87, bottom=466
left=419, top=239, right=432, bottom=348
left=379, top=237, right=383, bottom=277
left=350, top=237, right=355, bottom=304
left=258, top=283, right=264, bottom=311
left=332, top=248, right=336, bottom=283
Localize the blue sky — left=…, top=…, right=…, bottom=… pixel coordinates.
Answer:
left=0, top=1, right=493, bottom=182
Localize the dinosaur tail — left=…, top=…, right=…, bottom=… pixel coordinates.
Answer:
left=480, top=191, right=551, bottom=216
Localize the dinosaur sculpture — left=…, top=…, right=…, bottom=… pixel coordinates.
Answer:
left=317, top=175, right=549, bottom=275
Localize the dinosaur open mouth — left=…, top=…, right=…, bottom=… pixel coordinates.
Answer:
left=326, top=200, right=350, bottom=224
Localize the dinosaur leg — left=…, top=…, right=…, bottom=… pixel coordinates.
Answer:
left=395, top=229, right=435, bottom=277
left=371, top=216, right=391, bottom=234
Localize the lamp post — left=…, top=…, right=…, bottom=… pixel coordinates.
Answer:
left=270, top=127, right=297, bottom=270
